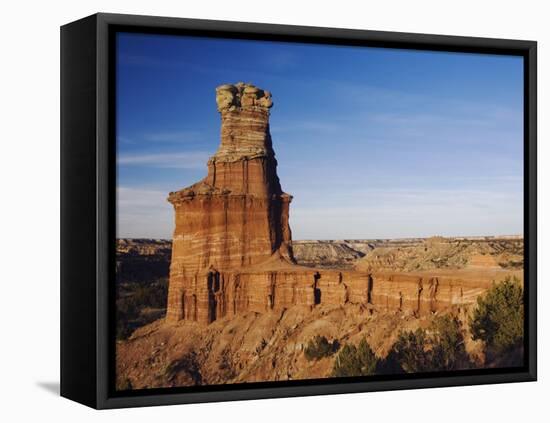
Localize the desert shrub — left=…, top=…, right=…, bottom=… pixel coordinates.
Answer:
left=115, top=295, right=140, bottom=340
left=165, top=352, right=202, bottom=385
left=386, top=316, right=470, bottom=373
left=116, top=378, right=133, bottom=391
left=430, top=315, right=471, bottom=370
left=332, top=338, right=379, bottom=377
left=132, top=278, right=169, bottom=309
left=116, top=278, right=169, bottom=340
left=470, top=276, right=524, bottom=358
left=304, top=335, right=339, bottom=361
left=388, top=328, right=432, bottom=373
left=116, top=319, right=135, bottom=341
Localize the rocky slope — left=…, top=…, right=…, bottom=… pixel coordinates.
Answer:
left=116, top=302, right=484, bottom=389
left=290, top=240, right=369, bottom=268
left=354, top=236, right=523, bottom=272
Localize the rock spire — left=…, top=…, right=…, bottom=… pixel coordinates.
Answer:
left=166, top=83, right=294, bottom=323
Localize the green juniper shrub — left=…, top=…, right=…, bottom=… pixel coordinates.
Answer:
left=388, top=328, right=432, bottom=373
left=470, top=276, right=524, bottom=364
left=376, top=352, right=404, bottom=375
left=332, top=338, right=379, bottom=377
left=385, top=315, right=470, bottom=374
left=116, top=378, right=133, bottom=391
left=430, top=315, right=471, bottom=371
left=116, top=278, right=169, bottom=340
left=132, top=278, right=169, bottom=309
left=304, top=335, right=339, bottom=361
left=165, top=352, right=202, bottom=385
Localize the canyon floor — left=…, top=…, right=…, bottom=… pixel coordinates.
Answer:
left=115, top=236, right=523, bottom=390
left=117, top=304, right=466, bottom=389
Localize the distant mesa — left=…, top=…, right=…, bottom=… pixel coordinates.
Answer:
left=164, top=83, right=520, bottom=325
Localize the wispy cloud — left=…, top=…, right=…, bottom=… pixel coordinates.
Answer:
left=271, top=120, right=342, bottom=134
left=117, top=187, right=173, bottom=238
left=116, top=37, right=523, bottom=240
left=119, top=52, right=295, bottom=81
left=290, top=187, right=523, bottom=240
left=117, top=151, right=209, bottom=169
left=143, top=130, right=205, bottom=143
left=119, top=54, right=218, bottom=75
left=305, top=79, right=522, bottom=130
left=117, top=136, right=135, bottom=145
left=262, top=50, right=298, bottom=71
left=275, top=105, right=520, bottom=138
left=115, top=184, right=523, bottom=240
left=117, top=187, right=168, bottom=207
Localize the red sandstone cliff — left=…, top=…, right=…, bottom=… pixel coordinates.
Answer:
left=165, top=83, right=520, bottom=327
left=116, top=84, right=524, bottom=389
left=166, top=83, right=293, bottom=323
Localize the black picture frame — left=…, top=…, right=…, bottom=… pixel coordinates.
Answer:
left=60, top=12, right=537, bottom=409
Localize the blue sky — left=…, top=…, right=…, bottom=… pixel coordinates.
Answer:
left=116, top=32, right=524, bottom=240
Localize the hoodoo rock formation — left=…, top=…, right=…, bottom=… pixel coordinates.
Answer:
left=165, top=83, right=517, bottom=326
left=166, top=83, right=293, bottom=323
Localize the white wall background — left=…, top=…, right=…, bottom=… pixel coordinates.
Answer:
left=1, top=0, right=547, bottom=420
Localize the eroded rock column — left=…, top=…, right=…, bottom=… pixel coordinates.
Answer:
left=166, top=83, right=294, bottom=324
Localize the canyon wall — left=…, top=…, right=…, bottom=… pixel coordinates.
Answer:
left=168, top=266, right=503, bottom=325
left=166, top=83, right=513, bottom=326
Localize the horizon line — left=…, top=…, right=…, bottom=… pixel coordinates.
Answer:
left=116, top=233, right=524, bottom=242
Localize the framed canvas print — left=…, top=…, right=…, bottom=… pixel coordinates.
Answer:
left=60, top=13, right=537, bottom=409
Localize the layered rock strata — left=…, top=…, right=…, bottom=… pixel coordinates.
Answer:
left=167, top=83, right=293, bottom=323
left=166, top=83, right=509, bottom=325
left=168, top=260, right=519, bottom=324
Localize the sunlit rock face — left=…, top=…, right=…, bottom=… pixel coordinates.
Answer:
left=166, top=83, right=294, bottom=323
left=165, top=83, right=506, bottom=325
